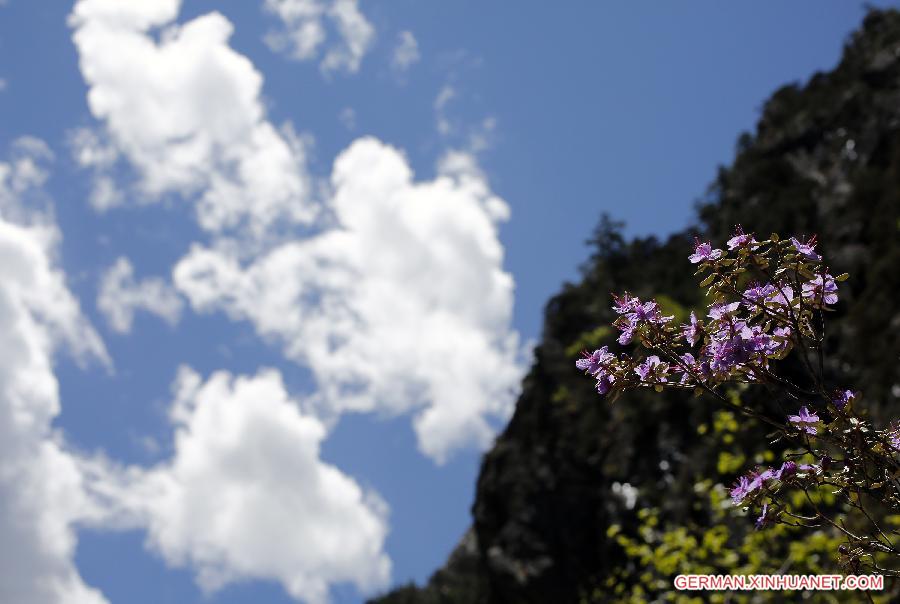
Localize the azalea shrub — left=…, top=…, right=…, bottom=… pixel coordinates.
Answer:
left=576, top=227, right=900, bottom=577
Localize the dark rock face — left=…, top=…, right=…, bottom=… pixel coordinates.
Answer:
left=370, top=9, right=900, bottom=603
left=369, top=529, right=488, bottom=604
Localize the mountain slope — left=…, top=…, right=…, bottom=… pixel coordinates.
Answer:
left=370, top=9, right=900, bottom=603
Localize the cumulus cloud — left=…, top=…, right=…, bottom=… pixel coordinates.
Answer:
left=263, top=0, right=374, bottom=74
left=70, top=0, right=524, bottom=463
left=97, top=257, right=183, bottom=333
left=66, top=0, right=525, bottom=599
left=0, top=139, right=111, bottom=603
left=391, top=30, right=419, bottom=72
left=70, top=0, right=313, bottom=235
left=93, top=367, right=390, bottom=604
left=175, top=138, right=525, bottom=462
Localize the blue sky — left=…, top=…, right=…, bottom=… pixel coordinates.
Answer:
left=0, top=1, right=892, bottom=603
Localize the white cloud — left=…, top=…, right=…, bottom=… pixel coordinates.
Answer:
left=0, top=139, right=111, bottom=603
left=97, top=257, right=183, bottom=333
left=93, top=367, right=391, bottom=604
left=263, top=0, right=326, bottom=61
left=70, top=0, right=523, bottom=464
left=70, top=0, right=314, bottom=235
left=391, top=30, right=419, bottom=72
left=433, top=85, right=498, bottom=153
left=175, top=138, right=525, bottom=462
left=69, top=128, right=122, bottom=211
left=0, top=78, right=7, bottom=92
left=321, top=0, right=375, bottom=74
left=468, top=116, right=498, bottom=154
left=263, top=0, right=374, bottom=74
left=0, top=137, right=52, bottom=218
left=66, top=0, right=525, bottom=599
left=338, top=106, right=356, bottom=131
left=434, top=84, right=456, bottom=136
left=69, top=0, right=180, bottom=29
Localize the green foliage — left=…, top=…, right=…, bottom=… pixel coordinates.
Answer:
left=580, top=408, right=873, bottom=602
left=587, top=506, right=850, bottom=603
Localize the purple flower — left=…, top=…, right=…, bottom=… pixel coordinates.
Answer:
left=773, top=461, right=797, bottom=480
left=617, top=324, right=636, bottom=345
left=631, top=301, right=657, bottom=322
left=742, top=283, right=776, bottom=309
left=615, top=299, right=673, bottom=345
left=689, top=239, right=723, bottom=264
left=832, top=389, right=857, bottom=411
left=707, top=302, right=741, bottom=321
left=678, top=353, right=696, bottom=384
left=709, top=334, right=752, bottom=372
left=635, top=355, right=669, bottom=382
left=755, top=503, right=771, bottom=530
left=769, top=285, right=794, bottom=309
left=790, top=235, right=821, bottom=261
left=612, top=295, right=673, bottom=345
left=575, top=348, right=618, bottom=396
left=575, top=347, right=619, bottom=396
left=611, top=292, right=639, bottom=315
left=739, top=323, right=772, bottom=354
left=788, top=406, right=820, bottom=435
left=576, top=347, right=613, bottom=376
left=695, top=356, right=712, bottom=380
left=762, top=326, right=792, bottom=357
left=632, top=301, right=672, bottom=325
left=730, top=475, right=753, bottom=505
left=731, top=467, right=776, bottom=505
left=798, top=463, right=821, bottom=474
left=802, top=273, right=838, bottom=306
left=682, top=311, right=702, bottom=346
left=596, top=373, right=615, bottom=395
left=726, top=225, right=759, bottom=251
left=749, top=468, right=775, bottom=490
left=771, top=325, right=792, bottom=352
left=885, top=422, right=900, bottom=452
